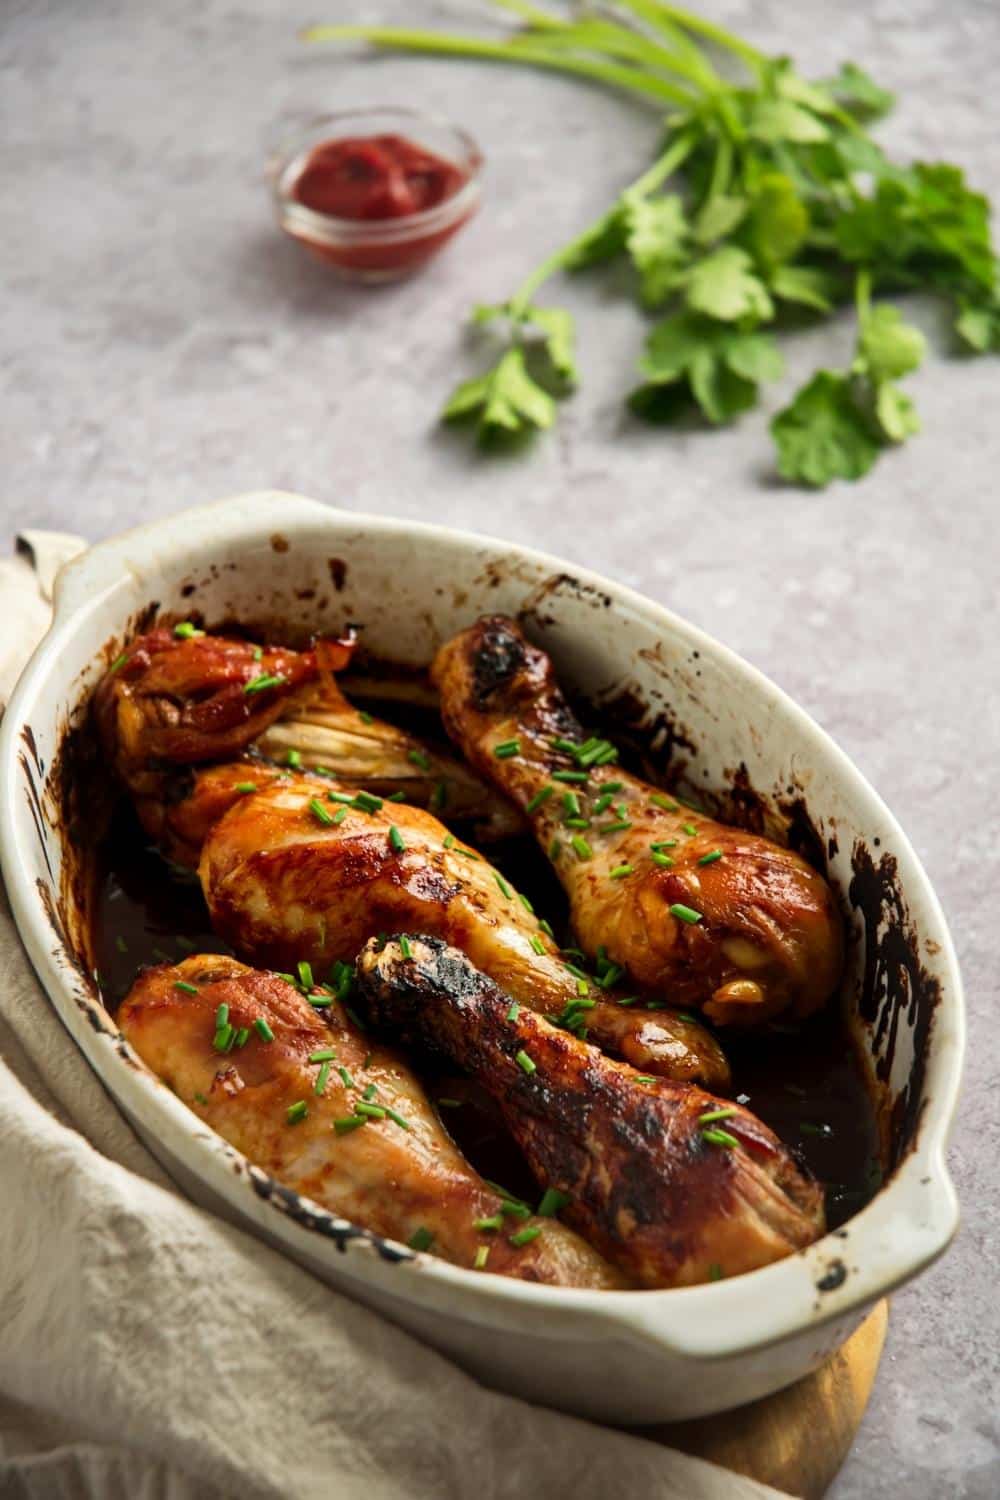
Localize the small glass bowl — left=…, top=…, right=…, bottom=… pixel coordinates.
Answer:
left=269, top=107, right=483, bottom=284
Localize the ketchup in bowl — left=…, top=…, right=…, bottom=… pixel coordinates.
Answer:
left=271, top=110, right=482, bottom=282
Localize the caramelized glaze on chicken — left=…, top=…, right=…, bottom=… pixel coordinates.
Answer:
left=199, top=779, right=730, bottom=1089
left=94, top=628, right=520, bottom=856
left=119, top=956, right=625, bottom=1287
left=432, top=616, right=844, bottom=1025
left=357, top=936, right=826, bottom=1287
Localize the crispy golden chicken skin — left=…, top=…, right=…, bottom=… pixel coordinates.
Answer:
left=357, top=936, right=826, bottom=1288
left=94, top=628, right=521, bottom=855
left=119, top=955, right=625, bottom=1287
left=432, top=616, right=844, bottom=1025
left=199, top=778, right=730, bottom=1089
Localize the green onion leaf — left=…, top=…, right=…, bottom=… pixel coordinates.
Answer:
left=515, top=1049, right=536, bottom=1075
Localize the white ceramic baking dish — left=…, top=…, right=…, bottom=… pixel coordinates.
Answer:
left=0, top=491, right=962, bottom=1423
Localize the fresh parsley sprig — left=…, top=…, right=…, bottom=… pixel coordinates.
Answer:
left=306, top=2, right=997, bottom=488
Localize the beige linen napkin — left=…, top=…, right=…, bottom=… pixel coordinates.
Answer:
left=0, top=534, right=788, bottom=1500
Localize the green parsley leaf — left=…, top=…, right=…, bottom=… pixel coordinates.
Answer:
left=770, top=264, right=839, bottom=312
left=685, top=246, right=774, bottom=322
left=822, top=61, right=896, bottom=123
left=693, top=193, right=747, bottom=246
left=954, top=294, right=1000, bottom=353
left=770, top=371, right=881, bottom=487
left=633, top=312, right=782, bottom=426
left=623, top=191, right=690, bottom=306
left=747, top=96, right=829, bottom=145
left=745, top=173, right=809, bottom=269
left=442, top=347, right=556, bottom=440
left=855, top=303, right=926, bottom=383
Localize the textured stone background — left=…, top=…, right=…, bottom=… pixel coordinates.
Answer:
left=2, top=2, right=998, bottom=1495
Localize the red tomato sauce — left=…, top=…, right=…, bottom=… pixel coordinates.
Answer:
left=287, top=133, right=474, bottom=277
left=292, top=133, right=467, bottom=220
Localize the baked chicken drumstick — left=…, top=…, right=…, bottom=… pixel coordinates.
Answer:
left=94, top=628, right=729, bottom=1087
left=357, top=936, right=826, bottom=1288
left=119, top=955, right=625, bottom=1287
left=432, top=616, right=843, bottom=1026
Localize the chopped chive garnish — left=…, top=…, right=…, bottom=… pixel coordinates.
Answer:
left=334, top=1116, right=367, bottom=1135
left=384, top=1107, right=410, bottom=1131
left=474, top=1215, right=504, bottom=1232
left=616, top=996, right=638, bottom=1007
left=698, top=849, right=724, bottom=866
left=474, top=1246, right=490, bottom=1269
left=331, top=807, right=347, bottom=825
left=634, top=1074, right=656, bottom=1084
left=529, top=934, right=546, bottom=956
left=799, top=1121, right=833, bottom=1136
left=509, top=1226, right=542, bottom=1248
left=363, top=1082, right=378, bottom=1101
left=353, top=790, right=383, bottom=813
left=308, top=993, right=334, bottom=1007
left=650, top=794, right=679, bottom=811
left=548, top=837, right=562, bottom=861
left=314, top=1064, right=331, bottom=1095
left=234, top=1027, right=250, bottom=1049
left=609, top=863, right=633, bottom=880
left=537, top=1188, right=570, bottom=1217
left=193, top=1091, right=208, bottom=1105
left=399, top=935, right=413, bottom=960
left=328, top=790, right=355, bottom=804
left=408, top=1226, right=435, bottom=1251
left=286, top=1101, right=308, bottom=1125
left=337, top=1065, right=355, bottom=1088
left=254, top=1018, right=274, bottom=1042
left=506, top=1001, right=521, bottom=1022
left=212, top=1023, right=234, bottom=1052
left=386, top=790, right=406, bottom=803
left=651, top=852, right=675, bottom=868
left=595, top=963, right=624, bottom=989
left=670, top=903, right=703, bottom=924
left=358, top=709, right=374, bottom=725
left=173, top=621, right=204, bottom=639
left=652, top=839, right=678, bottom=850
left=244, top=673, right=284, bottom=694
left=564, top=817, right=590, bottom=830
left=515, top=1049, right=536, bottom=1075
left=551, top=769, right=588, bottom=783
left=563, top=962, right=589, bottom=980
left=174, top=980, right=199, bottom=996
left=295, top=961, right=313, bottom=991
left=499, top=1200, right=531, bottom=1220
left=570, top=835, right=592, bottom=861
left=284, top=749, right=301, bottom=770
left=678, top=1012, right=699, bottom=1023
left=539, top=918, right=555, bottom=939
left=309, top=798, right=334, bottom=826
left=599, top=819, right=632, bottom=835
left=561, top=791, right=581, bottom=818
left=602, top=781, right=624, bottom=793
left=698, top=1106, right=736, bottom=1125
left=493, top=739, right=520, bottom=759
left=683, top=822, right=698, bottom=837
left=525, top=786, right=555, bottom=814
left=388, top=825, right=406, bottom=854
left=576, top=978, right=589, bottom=997
left=235, top=781, right=257, bottom=794
left=275, top=972, right=296, bottom=985
left=309, top=1048, right=336, bottom=1063
left=708, top=1263, right=724, bottom=1281
left=551, top=737, right=578, bottom=754
left=437, top=1097, right=462, bottom=1109
left=592, top=791, right=615, bottom=816
left=517, top=891, right=534, bottom=914
left=215, top=1002, right=229, bottom=1029
left=431, top=780, right=447, bottom=810
left=443, top=833, right=455, bottom=849
left=455, top=846, right=480, bottom=861
left=354, top=1101, right=386, bottom=1119
left=494, top=872, right=513, bottom=899
left=252, top=646, right=263, bottom=661
left=109, top=652, right=128, bottom=674
left=702, top=1126, right=739, bottom=1148
left=407, top=748, right=431, bottom=772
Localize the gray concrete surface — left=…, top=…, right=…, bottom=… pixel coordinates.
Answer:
left=2, top=1, right=998, bottom=1495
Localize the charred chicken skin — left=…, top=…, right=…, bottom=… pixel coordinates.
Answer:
left=357, top=936, right=826, bottom=1288
left=432, top=616, right=844, bottom=1026
left=94, top=627, right=520, bottom=864
left=200, top=778, right=730, bottom=1089
left=119, top=955, right=624, bottom=1287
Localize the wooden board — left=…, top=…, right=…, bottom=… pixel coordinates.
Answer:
left=660, top=1300, right=888, bottom=1498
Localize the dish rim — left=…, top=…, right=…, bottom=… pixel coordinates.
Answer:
left=0, top=490, right=963, bottom=1362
